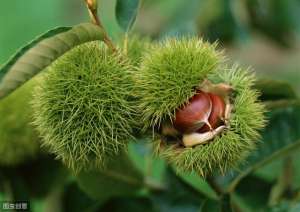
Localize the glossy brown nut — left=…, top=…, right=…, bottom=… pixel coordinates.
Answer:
left=173, top=91, right=212, bottom=133
left=198, top=93, right=226, bottom=133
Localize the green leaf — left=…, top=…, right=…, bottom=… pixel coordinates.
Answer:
left=227, top=100, right=300, bottom=192
left=200, top=199, right=222, bottom=212
left=176, top=171, right=219, bottom=200
left=0, top=154, right=68, bottom=199
left=290, top=203, right=300, bottom=212
left=128, top=139, right=166, bottom=184
left=76, top=151, right=144, bottom=202
left=63, top=183, right=100, bottom=212
left=268, top=157, right=293, bottom=206
left=115, top=0, right=140, bottom=31
left=232, top=176, right=272, bottom=211
left=0, top=23, right=104, bottom=99
left=255, top=150, right=300, bottom=188
left=269, top=201, right=300, bottom=212
left=255, top=79, right=298, bottom=101
left=220, top=194, right=234, bottom=212
left=150, top=168, right=207, bottom=212
left=230, top=193, right=253, bottom=212
left=19, top=155, right=69, bottom=198
left=100, top=197, right=155, bottom=212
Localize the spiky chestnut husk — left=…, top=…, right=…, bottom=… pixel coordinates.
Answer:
left=0, top=79, right=40, bottom=166
left=120, top=34, right=153, bottom=66
left=155, top=67, right=266, bottom=176
left=135, top=37, right=222, bottom=130
left=32, top=42, right=137, bottom=171
left=119, top=35, right=154, bottom=134
left=135, top=38, right=266, bottom=176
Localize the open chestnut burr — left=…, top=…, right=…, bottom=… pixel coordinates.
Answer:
left=161, top=80, right=233, bottom=147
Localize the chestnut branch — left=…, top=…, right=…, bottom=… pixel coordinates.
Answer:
left=84, top=0, right=117, bottom=52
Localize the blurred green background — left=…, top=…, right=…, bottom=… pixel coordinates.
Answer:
left=1, top=0, right=299, bottom=93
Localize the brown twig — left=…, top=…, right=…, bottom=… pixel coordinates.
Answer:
left=84, top=0, right=117, bottom=52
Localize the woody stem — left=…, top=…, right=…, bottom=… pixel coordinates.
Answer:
left=84, top=0, right=117, bottom=52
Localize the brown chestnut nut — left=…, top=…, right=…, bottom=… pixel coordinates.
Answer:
left=198, top=93, right=226, bottom=133
left=173, top=91, right=212, bottom=133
